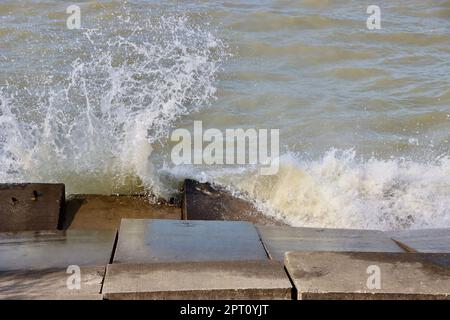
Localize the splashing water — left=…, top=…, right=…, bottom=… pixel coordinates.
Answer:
left=1, top=1, right=449, bottom=231
left=0, top=14, right=227, bottom=195
left=203, top=150, right=450, bottom=231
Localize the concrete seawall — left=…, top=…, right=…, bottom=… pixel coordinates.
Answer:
left=0, top=181, right=449, bottom=300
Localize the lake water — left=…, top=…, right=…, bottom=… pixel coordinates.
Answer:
left=1, top=0, right=449, bottom=230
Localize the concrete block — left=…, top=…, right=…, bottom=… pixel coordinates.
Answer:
left=0, top=266, right=104, bottom=300
left=102, top=260, right=292, bottom=300
left=0, top=229, right=116, bottom=271
left=285, top=251, right=450, bottom=300
left=183, top=179, right=280, bottom=225
left=0, top=183, right=65, bottom=232
left=258, top=226, right=404, bottom=261
left=62, top=195, right=181, bottom=230
left=113, top=219, right=268, bottom=263
left=387, top=229, right=450, bottom=253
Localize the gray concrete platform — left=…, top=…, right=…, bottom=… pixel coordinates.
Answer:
left=285, top=251, right=450, bottom=300
left=0, top=266, right=104, bottom=300
left=0, top=229, right=116, bottom=271
left=258, top=226, right=404, bottom=261
left=113, top=219, right=268, bottom=263
left=102, top=260, right=292, bottom=300
left=0, top=183, right=65, bottom=232
left=387, top=229, right=450, bottom=253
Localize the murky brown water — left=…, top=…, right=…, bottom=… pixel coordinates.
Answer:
left=1, top=1, right=449, bottom=230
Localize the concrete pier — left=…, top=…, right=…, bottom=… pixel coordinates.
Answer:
left=0, top=180, right=449, bottom=300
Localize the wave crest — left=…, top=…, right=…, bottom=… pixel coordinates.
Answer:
left=212, top=150, right=450, bottom=230
left=0, top=14, right=227, bottom=195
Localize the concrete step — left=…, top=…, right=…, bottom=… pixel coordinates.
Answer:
left=62, top=195, right=181, bottom=230
left=0, top=229, right=116, bottom=271
left=285, top=251, right=450, bottom=300
left=102, top=260, right=292, bottom=300
left=0, top=229, right=116, bottom=299
left=0, top=183, right=65, bottom=232
left=257, top=226, right=404, bottom=261
left=387, top=228, right=450, bottom=253
left=182, top=179, right=281, bottom=225
left=113, top=219, right=268, bottom=264
left=0, top=267, right=104, bottom=300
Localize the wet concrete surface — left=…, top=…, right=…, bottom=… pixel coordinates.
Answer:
left=62, top=195, right=181, bottom=230
left=387, top=228, right=450, bottom=253
left=0, top=181, right=448, bottom=300
left=183, top=179, right=283, bottom=225
left=0, top=266, right=104, bottom=300
left=103, top=260, right=292, bottom=300
left=113, top=219, right=269, bottom=264
left=0, top=183, right=65, bottom=232
left=258, top=225, right=404, bottom=261
left=0, top=229, right=116, bottom=271
left=285, top=251, right=450, bottom=300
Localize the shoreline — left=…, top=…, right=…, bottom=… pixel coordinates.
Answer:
left=0, top=181, right=449, bottom=300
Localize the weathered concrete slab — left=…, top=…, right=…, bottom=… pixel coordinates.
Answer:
left=0, top=183, right=65, bottom=232
left=62, top=195, right=181, bottom=230
left=0, top=266, right=104, bottom=300
left=285, top=251, right=450, bottom=300
left=103, top=260, right=292, bottom=300
left=183, top=179, right=281, bottom=225
left=0, top=229, right=116, bottom=271
left=387, top=229, right=450, bottom=253
left=113, top=219, right=268, bottom=264
left=258, top=226, right=404, bottom=261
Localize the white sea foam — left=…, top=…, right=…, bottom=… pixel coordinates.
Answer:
left=0, top=14, right=227, bottom=196
left=157, top=147, right=450, bottom=230
left=1, top=4, right=449, bottom=231
left=204, top=150, right=450, bottom=231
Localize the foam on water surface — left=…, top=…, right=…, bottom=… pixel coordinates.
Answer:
left=1, top=1, right=449, bottom=230
left=1, top=11, right=227, bottom=196
left=226, top=151, right=450, bottom=230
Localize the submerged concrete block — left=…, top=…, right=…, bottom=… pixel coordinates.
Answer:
left=182, top=179, right=280, bottom=225
left=102, top=260, right=292, bottom=300
left=387, top=229, right=450, bottom=253
left=258, top=226, right=404, bottom=261
left=0, top=266, right=104, bottom=300
left=285, top=251, right=450, bottom=300
left=0, top=229, right=116, bottom=271
left=0, top=183, right=65, bottom=232
left=113, top=219, right=268, bottom=264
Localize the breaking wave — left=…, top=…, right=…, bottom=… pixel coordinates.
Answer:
left=1, top=3, right=449, bottom=231
left=209, top=150, right=450, bottom=231
left=0, top=14, right=227, bottom=196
